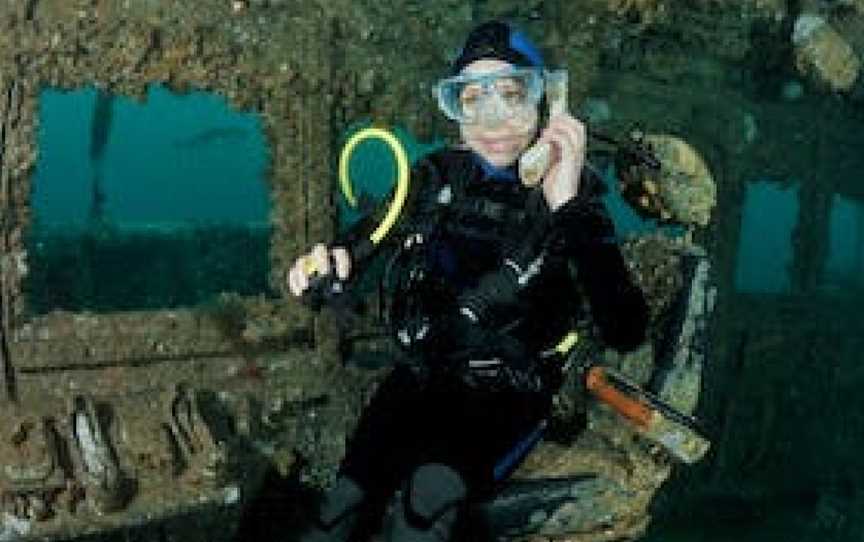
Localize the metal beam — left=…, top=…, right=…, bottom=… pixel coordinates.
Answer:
left=0, top=78, right=18, bottom=403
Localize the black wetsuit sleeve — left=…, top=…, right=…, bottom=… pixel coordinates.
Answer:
left=549, top=194, right=649, bottom=353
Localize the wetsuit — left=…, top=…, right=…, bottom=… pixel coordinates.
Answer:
left=303, top=147, right=648, bottom=541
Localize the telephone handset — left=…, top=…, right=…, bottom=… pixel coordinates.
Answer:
left=518, top=70, right=569, bottom=187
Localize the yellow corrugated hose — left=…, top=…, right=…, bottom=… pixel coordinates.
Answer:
left=338, top=127, right=410, bottom=246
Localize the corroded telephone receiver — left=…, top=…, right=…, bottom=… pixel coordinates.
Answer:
left=518, top=69, right=569, bottom=186
left=518, top=71, right=661, bottom=191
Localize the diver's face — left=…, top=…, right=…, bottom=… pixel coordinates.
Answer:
left=459, top=59, right=539, bottom=168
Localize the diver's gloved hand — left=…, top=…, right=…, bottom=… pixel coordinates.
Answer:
left=287, top=244, right=352, bottom=309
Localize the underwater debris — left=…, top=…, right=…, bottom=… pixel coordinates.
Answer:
left=617, top=133, right=716, bottom=227
left=792, top=13, right=861, bottom=91
left=1, top=417, right=66, bottom=522
left=69, top=395, right=131, bottom=515
left=164, top=383, right=237, bottom=487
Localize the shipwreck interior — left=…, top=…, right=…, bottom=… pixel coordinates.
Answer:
left=1, top=1, right=864, bottom=541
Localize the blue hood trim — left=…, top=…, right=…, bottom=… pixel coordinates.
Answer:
left=473, top=153, right=519, bottom=183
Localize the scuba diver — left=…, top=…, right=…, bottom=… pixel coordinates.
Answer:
left=287, top=20, right=649, bottom=542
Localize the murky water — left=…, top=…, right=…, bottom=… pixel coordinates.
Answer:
left=28, top=85, right=272, bottom=312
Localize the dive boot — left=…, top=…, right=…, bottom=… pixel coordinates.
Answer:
left=383, top=463, right=466, bottom=542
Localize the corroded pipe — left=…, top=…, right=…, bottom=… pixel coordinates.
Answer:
left=0, top=79, right=19, bottom=403
left=88, top=90, right=114, bottom=226
left=0, top=304, right=14, bottom=403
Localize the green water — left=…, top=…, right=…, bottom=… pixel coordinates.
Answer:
left=28, top=84, right=272, bottom=312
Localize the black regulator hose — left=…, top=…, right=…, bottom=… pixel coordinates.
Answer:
left=457, top=216, right=551, bottom=325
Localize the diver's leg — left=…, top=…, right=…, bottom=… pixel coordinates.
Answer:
left=340, top=365, right=427, bottom=493
left=299, top=367, right=428, bottom=541
left=383, top=463, right=468, bottom=542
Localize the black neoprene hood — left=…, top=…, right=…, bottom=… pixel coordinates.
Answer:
left=451, top=21, right=545, bottom=74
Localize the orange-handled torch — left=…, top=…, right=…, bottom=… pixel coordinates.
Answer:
left=584, top=365, right=710, bottom=465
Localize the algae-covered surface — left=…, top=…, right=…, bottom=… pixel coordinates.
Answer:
left=1, top=0, right=864, bottom=541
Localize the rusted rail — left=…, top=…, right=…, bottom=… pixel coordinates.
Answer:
left=1, top=77, right=19, bottom=403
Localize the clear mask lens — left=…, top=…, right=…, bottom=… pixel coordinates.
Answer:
left=466, top=93, right=508, bottom=126
left=433, top=68, right=544, bottom=124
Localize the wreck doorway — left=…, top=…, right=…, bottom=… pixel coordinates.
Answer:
left=734, top=180, right=799, bottom=294
left=26, top=84, right=272, bottom=314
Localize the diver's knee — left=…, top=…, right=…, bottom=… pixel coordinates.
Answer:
left=297, top=476, right=365, bottom=542
left=318, top=476, right=365, bottom=527
left=406, top=463, right=467, bottom=525
left=385, top=463, right=467, bottom=542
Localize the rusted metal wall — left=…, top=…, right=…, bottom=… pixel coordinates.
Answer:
left=0, top=1, right=336, bottom=374
left=0, top=3, right=346, bottom=539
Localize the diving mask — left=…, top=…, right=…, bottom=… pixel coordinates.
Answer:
left=433, top=67, right=545, bottom=125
